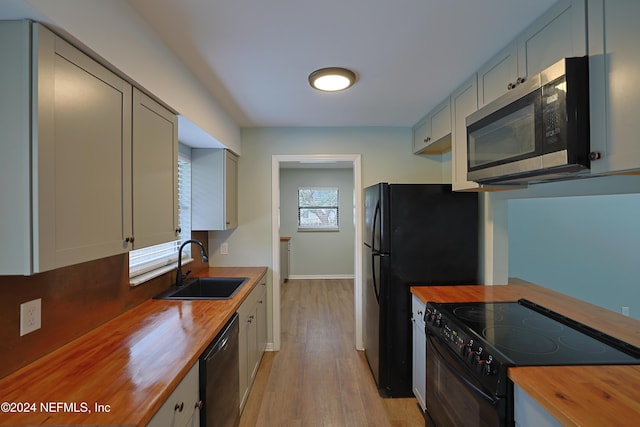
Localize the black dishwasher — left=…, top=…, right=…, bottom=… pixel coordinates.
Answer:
left=200, top=313, right=240, bottom=427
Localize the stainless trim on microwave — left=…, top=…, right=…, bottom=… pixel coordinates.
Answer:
left=467, top=149, right=588, bottom=184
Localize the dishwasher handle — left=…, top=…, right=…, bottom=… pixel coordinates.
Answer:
left=203, top=313, right=239, bottom=361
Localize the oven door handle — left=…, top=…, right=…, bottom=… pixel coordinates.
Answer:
left=427, top=334, right=500, bottom=406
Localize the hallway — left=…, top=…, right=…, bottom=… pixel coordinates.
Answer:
left=239, top=278, right=424, bottom=426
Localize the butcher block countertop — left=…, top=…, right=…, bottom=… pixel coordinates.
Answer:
left=411, top=284, right=640, bottom=427
left=0, top=266, right=267, bottom=426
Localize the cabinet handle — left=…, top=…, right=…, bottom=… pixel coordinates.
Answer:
left=423, top=137, right=431, bottom=143
left=195, top=400, right=203, bottom=410
left=174, top=402, right=184, bottom=412
left=125, top=236, right=135, bottom=244
left=590, top=151, right=602, bottom=161
left=507, top=82, right=515, bottom=90
left=175, top=227, right=182, bottom=235
left=516, top=76, right=526, bottom=85
left=258, top=299, right=263, bottom=304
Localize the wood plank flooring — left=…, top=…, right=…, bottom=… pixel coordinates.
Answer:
left=239, top=279, right=425, bottom=426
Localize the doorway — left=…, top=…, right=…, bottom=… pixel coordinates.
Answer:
left=271, top=154, right=362, bottom=351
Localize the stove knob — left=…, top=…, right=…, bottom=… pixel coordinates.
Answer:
left=473, top=347, right=484, bottom=365
left=434, top=313, right=442, bottom=328
left=462, top=341, right=472, bottom=357
left=463, top=340, right=474, bottom=361
left=483, top=355, right=495, bottom=376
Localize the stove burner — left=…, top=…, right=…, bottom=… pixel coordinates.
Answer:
left=522, top=316, right=565, bottom=333
left=558, top=334, right=608, bottom=354
left=453, top=306, right=504, bottom=323
left=483, top=326, right=559, bottom=355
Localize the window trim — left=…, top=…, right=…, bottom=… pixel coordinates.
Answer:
left=297, top=186, right=340, bottom=231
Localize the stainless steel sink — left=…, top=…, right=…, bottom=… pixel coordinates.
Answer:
left=154, top=277, right=248, bottom=300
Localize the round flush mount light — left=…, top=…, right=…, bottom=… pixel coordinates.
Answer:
left=308, top=67, right=357, bottom=92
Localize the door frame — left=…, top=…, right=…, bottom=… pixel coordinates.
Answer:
left=271, top=154, right=363, bottom=351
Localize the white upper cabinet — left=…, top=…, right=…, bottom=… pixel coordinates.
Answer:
left=478, top=0, right=587, bottom=107
left=1, top=21, right=132, bottom=275
left=1, top=21, right=180, bottom=275
left=412, top=97, right=452, bottom=154
left=587, top=0, right=640, bottom=175
left=192, top=149, right=239, bottom=231
left=477, top=43, right=518, bottom=108
left=131, top=88, right=179, bottom=249
left=451, top=74, right=481, bottom=191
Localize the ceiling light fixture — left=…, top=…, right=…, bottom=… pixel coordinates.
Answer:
left=308, top=67, right=357, bottom=92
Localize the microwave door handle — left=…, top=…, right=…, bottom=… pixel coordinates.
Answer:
left=427, top=334, right=500, bottom=405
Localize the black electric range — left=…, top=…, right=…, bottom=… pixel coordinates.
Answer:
left=425, top=299, right=640, bottom=397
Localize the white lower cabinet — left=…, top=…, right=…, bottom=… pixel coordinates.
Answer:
left=238, top=279, right=268, bottom=412
left=514, top=384, right=562, bottom=427
left=411, top=295, right=427, bottom=412
left=147, top=361, right=201, bottom=427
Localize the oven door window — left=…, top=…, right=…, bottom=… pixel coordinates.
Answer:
left=426, top=335, right=506, bottom=427
left=467, top=89, right=541, bottom=172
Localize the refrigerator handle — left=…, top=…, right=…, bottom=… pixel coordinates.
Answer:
left=371, top=252, right=387, bottom=303
left=371, top=253, right=380, bottom=303
left=372, top=201, right=381, bottom=252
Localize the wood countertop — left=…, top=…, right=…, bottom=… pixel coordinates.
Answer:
left=0, top=266, right=267, bottom=426
left=411, top=284, right=640, bottom=427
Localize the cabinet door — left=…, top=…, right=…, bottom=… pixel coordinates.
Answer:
left=412, top=116, right=431, bottom=153
left=411, top=296, right=426, bottom=412
left=412, top=98, right=452, bottom=154
left=35, top=25, right=132, bottom=272
left=514, top=384, right=563, bottom=427
left=132, top=88, right=179, bottom=249
left=256, top=282, right=268, bottom=360
left=192, top=149, right=238, bottom=231
left=430, top=98, right=452, bottom=144
left=224, top=151, right=238, bottom=229
left=451, top=75, right=480, bottom=191
left=517, top=0, right=587, bottom=79
left=147, top=361, right=200, bottom=427
left=477, top=43, right=518, bottom=107
left=589, top=0, right=640, bottom=174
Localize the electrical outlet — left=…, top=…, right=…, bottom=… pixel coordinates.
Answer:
left=220, top=242, right=229, bottom=255
left=20, top=298, right=42, bottom=336
left=622, top=306, right=630, bottom=317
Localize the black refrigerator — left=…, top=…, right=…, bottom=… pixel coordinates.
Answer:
left=363, top=183, right=479, bottom=397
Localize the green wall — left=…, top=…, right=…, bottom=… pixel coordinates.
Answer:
left=279, top=168, right=355, bottom=277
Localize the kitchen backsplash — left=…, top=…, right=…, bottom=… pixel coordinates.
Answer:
left=0, top=231, right=209, bottom=379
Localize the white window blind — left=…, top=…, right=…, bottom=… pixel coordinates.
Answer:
left=129, top=153, right=191, bottom=284
left=298, top=187, right=339, bottom=230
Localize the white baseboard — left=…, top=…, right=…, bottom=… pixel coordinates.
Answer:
left=288, top=274, right=354, bottom=280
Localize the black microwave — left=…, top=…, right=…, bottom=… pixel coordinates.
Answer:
left=466, top=57, right=591, bottom=185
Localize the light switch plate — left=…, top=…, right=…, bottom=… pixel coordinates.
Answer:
left=20, top=298, right=42, bottom=336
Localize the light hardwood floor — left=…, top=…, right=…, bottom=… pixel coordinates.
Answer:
left=239, top=278, right=425, bottom=426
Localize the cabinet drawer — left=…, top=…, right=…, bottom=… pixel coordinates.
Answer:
left=147, top=361, right=200, bottom=427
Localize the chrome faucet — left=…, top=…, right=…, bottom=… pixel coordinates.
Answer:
left=175, top=239, right=209, bottom=287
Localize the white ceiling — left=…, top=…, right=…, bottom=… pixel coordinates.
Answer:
left=1, top=0, right=558, bottom=129
left=125, top=0, right=557, bottom=128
